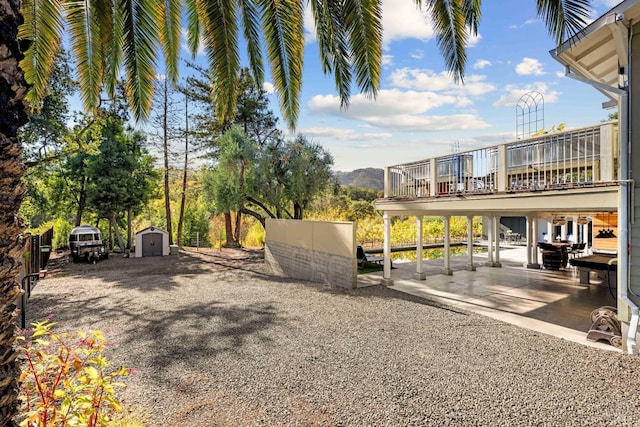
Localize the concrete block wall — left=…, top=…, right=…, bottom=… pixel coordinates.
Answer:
left=265, top=219, right=357, bottom=289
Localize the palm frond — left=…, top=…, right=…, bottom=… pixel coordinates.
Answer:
left=159, top=0, right=182, bottom=84
left=121, top=0, right=161, bottom=121
left=94, top=0, right=120, bottom=100
left=343, top=0, right=382, bottom=104
left=428, top=0, right=468, bottom=83
left=19, top=0, right=65, bottom=109
left=199, top=0, right=240, bottom=124
left=536, top=0, right=591, bottom=44
left=310, top=0, right=353, bottom=108
left=462, top=0, right=481, bottom=35
left=65, top=0, right=107, bottom=114
left=185, top=0, right=201, bottom=58
left=238, top=0, right=265, bottom=85
left=259, top=0, right=305, bottom=129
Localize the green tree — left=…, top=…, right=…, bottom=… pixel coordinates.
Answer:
left=205, top=126, right=257, bottom=247
left=282, top=136, right=334, bottom=219
left=86, top=117, right=156, bottom=250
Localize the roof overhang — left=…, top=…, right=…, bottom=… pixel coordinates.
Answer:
left=374, top=186, right=619, bottom=217
left=550, top=0, right=640, bottom=104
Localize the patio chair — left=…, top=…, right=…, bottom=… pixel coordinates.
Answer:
left=356, top=245, right=387, bottom=269
left=569, top=242, right=587, bottom=258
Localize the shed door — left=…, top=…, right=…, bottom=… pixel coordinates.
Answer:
left=142, top=233, right=163, bottom=257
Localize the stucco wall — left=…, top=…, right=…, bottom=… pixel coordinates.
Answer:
left=265, top=219, right=357, bottom=289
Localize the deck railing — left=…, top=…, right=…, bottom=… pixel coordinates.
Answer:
left=385, top=122, right=617, bottom=198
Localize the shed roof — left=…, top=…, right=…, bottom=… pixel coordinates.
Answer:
left=136, top=226, right=169, bottom=235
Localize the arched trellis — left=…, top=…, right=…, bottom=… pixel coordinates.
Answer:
left=516, top=91, right=544, bottom=139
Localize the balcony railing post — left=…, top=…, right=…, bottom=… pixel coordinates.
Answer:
left=497, top=145, right=507, bottom=192
left=429, top=159, right=437, bottom=196
left=384, top=166, right=390, bottom=198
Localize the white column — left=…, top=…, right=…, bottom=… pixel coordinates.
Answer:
left=526, top=215, right=538, bottom=269
left=532, top=217, right=540, bottom=267
left=493, top=215, right=502, bottom=267
left=526, top=216, right=533, bottom=265
left=414, top=216, right=426, bottom=280
left=466, top=215, right=476, bottom=271
left=486, top=215, right=494, bottom=266
left=382, top=212, right=393, bottom=286
left=442, top=216, right=453, bottom=275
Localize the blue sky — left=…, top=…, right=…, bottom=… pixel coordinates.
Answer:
left=209, top=0, right=620, bottom=172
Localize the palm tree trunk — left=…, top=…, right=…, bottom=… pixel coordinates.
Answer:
left=0, top=0, right=30, bottom=423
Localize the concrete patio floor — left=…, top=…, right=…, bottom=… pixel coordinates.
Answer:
left=358, top=245, right=619, bottom=351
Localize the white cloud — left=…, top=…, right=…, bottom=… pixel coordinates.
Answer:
left=515, top=57, right=545, bottom=75
left=473, top=59, right=491, bottom=70
left=509, top=18, right=540, bottom=29
left=304, top=1, right=434, bottom=46
left=299, top=127, right=393, bottom=141
left=382, top=55, right=394, bottom=66
left=555, top=71, right=566, bottom=78
left=381, top=0, right=434, bottom=44
left=467, top=32, right=482, bottom=47
left=492, top=83, right=560, bottom=108
left=366, top=114, right=490, bottom=132
left=262, top=82, right=275, bottom=94
left=410, top=50, right=425, bottom=60
left=389, top=68, right=496, bottom=96
left=308, top=89, right=490, bottom=132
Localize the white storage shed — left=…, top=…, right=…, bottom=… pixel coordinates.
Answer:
left=135, top=226, right=170, bottom=257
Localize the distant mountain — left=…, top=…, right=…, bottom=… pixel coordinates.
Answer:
left=335, top=168, right=384, bottom=191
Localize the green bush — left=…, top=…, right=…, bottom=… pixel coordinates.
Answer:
left=18, top=320, right=133, bottom=426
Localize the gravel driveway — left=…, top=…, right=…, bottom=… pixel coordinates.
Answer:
left=25, top=248, right=640, bottom=426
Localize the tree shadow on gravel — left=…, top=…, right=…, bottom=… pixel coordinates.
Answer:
left=48, top=250, right=258, bottom=292
left=25, top=291, right=285, bottom=387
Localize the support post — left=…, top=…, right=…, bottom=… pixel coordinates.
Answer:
left=441, top=216, right=453, bottom=275
left=414, top=216, right=426, bottom=280
left=486, top=216, right=494, bottom=266
left=528, top=216, right=540, bottom=269
left=466, top=215, right=476, bottom=271
left=492, top=216, right=502, bottom=267
left=382, top=212, right=394, bottom=286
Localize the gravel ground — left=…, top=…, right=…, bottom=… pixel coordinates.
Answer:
left=25, top=248, right=640, bottom=426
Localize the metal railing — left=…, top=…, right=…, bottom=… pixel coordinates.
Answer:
left=386, top=122, right=616, bottom=198
left=389, top=160, right=431, bottom=198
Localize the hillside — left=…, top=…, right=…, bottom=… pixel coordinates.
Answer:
left=335, top=168, right=384, bottom=191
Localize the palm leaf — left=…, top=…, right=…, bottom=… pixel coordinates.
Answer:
left=121, top=0, right=161, bottom=121
left=310, top=0, right=353, bottom=107
left=536, top=0, right=591, bottom=44
left=185, top=0, right=201, bottom=57
left=65, top=0, right=108, bottom=114
left=19, top=0, right=65, bottom=109
left=427, top=0, right=468, bottom=83
left=159, top=0, right=182, bottom=84
left=198, top=0, right=240, bottom=124
left=238, top=0, right=265, bottom=85
left=95, top=0, right=121, bottom=100
left=259, top=0, right=304, bottom=129
left=343, top=0, right=382, bottom=104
